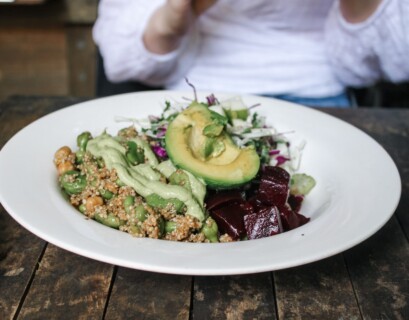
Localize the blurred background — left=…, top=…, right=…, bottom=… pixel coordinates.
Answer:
left=0, top=0, right=97, bottom=101
left=0, top=0, right=408, bottom=108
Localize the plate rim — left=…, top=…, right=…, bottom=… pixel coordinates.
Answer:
left=0, top=91, right=402, bottom=275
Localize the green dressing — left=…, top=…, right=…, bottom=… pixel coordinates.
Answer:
left=86, top=134, right=205, bottom=221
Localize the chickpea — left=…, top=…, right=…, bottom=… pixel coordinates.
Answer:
left=54, top=146, right=72, bottom=166
left=85, top=196, right=104, bottom=213
left=57, top=161, right=75, bottom=176
left=105, top=181, right=118, bottom=194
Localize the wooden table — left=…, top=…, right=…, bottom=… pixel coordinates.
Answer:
left=1, top=96, right=408, bottom=319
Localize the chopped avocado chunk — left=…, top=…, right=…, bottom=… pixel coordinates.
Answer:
left=203, top=123, right=224, bottom=137
left=224, top=109, right=249, bottom=124
left=220, top=96, right=249, bottom=124
left=205, top=139, right=225, bottom=159
left=165, top=101, right=260, bottom=189
left=290, top=173, right=316, bottom=195
left=209, top=109, right=228, bottom=126
left=202, top=111, right=227, bottom=138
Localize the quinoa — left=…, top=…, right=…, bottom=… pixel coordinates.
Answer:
left=141, top=213, right=163, bottom=239
left=54, top=129, right=225, bottom=243
left=164, top=215, right=202, bottom=242
left=219, top=234, right=234, bottom=243
left=118, top=126, right=138, bottom=139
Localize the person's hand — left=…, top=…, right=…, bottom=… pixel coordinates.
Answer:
left=192, top=0, right=218, bottom=16
left=144, top=0, right=218, bottom=54
left=340, top=0, right=382, bottom=23
left=159, top=0, right=218, bottom=35
left=161, top=0, right=194, bottom=36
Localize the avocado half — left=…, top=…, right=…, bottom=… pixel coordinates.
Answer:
left=165, top=102, right=260, bottom=189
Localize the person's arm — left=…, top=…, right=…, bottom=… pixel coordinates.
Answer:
left=340, top=0, right=383, bottom=23
left=143, top=0, right=217, bottom=54
left=325, top=0, right=409, bottom=87
left=93, top=0, right=187, bottom=85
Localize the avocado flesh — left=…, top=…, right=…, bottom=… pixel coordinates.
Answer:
left=165, top=102, right=260, bottom=188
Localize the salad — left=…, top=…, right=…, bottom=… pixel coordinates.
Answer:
left=54, top=94, right=315, bottom=243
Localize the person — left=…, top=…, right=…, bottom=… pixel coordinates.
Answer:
left=93, top=0, right=409, bottom=107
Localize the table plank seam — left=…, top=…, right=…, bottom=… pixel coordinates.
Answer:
left=342, top=253, right=364, bottom=320
left=13, top=242, right=48, bottom=320
left=271, top=271, right=280, bottom=320
left=189, top=276, right=195, bottom=320
left=102, top=265, right=118, bottom=320
left=395, top=214, right=409, bottom=243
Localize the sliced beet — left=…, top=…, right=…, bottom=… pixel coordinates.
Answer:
left=245, top=178, right=260, bottom=199
left=257, top=166, right=290, bottom=207
left=207, top=165, right=311, bottom=241
left=247, top=196, right=266, bottom=212
left=209, top=201, right=252, bottom=240
left=205, top=190, right=245, bottom=211
left=288, top=194, right=304, bottom=213
left=279, top=204, right=310, bottom=231
left=263, top=165, right=290, bottom=182
left=244, top=206, right=282, bottom=240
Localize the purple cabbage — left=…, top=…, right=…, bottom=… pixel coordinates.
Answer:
left=269, top=149, right=280, bottom=156
left=206, top=94, right=219, bottom=106
left=275, top=155, right=290, bottom=166
left=152, top=145, right=167, bottom=158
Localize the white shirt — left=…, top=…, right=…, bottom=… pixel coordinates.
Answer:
left=93, top=0, right=409, bottom=98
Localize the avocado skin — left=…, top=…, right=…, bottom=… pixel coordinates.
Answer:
left=165, top=102, right=260, bottom=189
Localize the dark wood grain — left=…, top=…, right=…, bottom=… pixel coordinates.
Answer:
left=0, top=97, right=72, bottom=320
left=0, top=208, right=45, bottom=319
left=192, top=273, right=276, bottom=320
left=0, top=96, right=84, bottom=139
left=274, top=255, right=361, bottom=319
left=1, top=97, right=408, bottom=320
left=0, top=96, right=85, bottom=153
left=105, top=268, right=191, bottom=320
left=344, top=217, right=409, bottom=319
left=17, top=244, right=113, bottom=320
left=0, top=96, right=88, bottom=319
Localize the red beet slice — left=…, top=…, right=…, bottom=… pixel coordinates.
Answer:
left=205, top=190, right=245, bottom=211
left=257, top=166, right=290, bottom=207
left=209, top=201, right=252, bottom=240
left=244, top=206, right=282, bottom=240
left=288, top=194, right=304, bottom=213
left=279, top=204, right=310, bottom=231
left=247, top=196, right=266, bottom=212
left=263, top=165, right=290, bottom=182
left=206, top=166, right=311, bottom=241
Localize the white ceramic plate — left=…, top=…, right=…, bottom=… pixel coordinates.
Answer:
left=0, top=91, right=401, bottom=275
